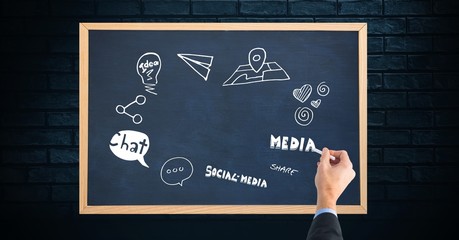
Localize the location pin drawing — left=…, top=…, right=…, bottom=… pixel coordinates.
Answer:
left=248, top=48, right=266, bottom=73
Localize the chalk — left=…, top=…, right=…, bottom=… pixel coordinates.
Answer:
left=311, top=147, right=336, bottom=161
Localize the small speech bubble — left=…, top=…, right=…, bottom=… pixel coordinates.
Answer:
left=109, top=130, right=150, bottom=168
left=160, top=157, right=194, bottom=186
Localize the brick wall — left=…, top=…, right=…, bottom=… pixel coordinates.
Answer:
left=1, top=1, right=458, bottom=239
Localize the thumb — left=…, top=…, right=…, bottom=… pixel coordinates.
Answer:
left=320, top=147, right=331, bottom=167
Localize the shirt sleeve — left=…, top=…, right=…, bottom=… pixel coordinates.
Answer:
left=314, top=208, right=337, bottom=219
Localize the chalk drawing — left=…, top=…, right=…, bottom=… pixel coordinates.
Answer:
left=116, top=95, right=146, bottom=124
left=293, top=84, right=312, bottom=103
left=311, top=99, right=321, bottom=108
left=317, top=81, right=330, bottom=97
left=137, top=52, right=161, bottom=95
left=177, top=53, right=214, bottom=81
left=109, top=130, right=150, bottom=168
left=294, top=107, right=314, bottom=126
left=223, top=47, right=290, bottom=86
left=160, top=157, right=194, bottom=187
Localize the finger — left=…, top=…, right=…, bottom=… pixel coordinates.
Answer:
left=333, top=150, right=352, bottom=168
left=320, top=147, right=331, bottom=168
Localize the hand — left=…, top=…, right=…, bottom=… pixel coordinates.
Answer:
left=314, top=148, right=356, bottom=211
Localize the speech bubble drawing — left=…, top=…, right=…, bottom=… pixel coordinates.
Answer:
left=160, top=157, right=194, bottom=186
left=109, top=130, right=150, bottom=168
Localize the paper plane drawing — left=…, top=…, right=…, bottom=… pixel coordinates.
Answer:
left=177, top=53, right=214, bottom=81
left=223, top=47, right=290, bottom=86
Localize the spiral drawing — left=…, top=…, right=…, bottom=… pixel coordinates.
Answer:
left=294, top=107, right=314, bottom=126
left=317, top=81, right=330, bottom=96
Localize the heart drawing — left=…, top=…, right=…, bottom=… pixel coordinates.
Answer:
left=293, top=84, right=312, bottom=103
left=311, top=99, right=321, bottom=108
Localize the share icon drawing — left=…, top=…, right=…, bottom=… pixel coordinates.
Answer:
left=115, top=95, right=146, bottom=124
left=177, top=53, right=214, bottom=81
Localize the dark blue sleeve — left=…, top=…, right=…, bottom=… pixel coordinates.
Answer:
left=306, top=212, right=343, bottom=240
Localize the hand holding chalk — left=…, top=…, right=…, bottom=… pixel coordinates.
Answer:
left=248, top=47, right=266, bottom=73
left=314, top=148, right=356, bottom=211
left=305, top=138, right=336, bottom=160
left=311, top=147, right=336, bottom=160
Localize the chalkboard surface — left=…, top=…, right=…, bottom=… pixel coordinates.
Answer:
left=79, top=23, right=367, bottom=214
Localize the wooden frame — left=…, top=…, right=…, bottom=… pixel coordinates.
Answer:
left=80, top=23, right=367, bottom=214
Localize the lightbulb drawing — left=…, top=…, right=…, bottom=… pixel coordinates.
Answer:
left=137, top=52, right=162, bottom=95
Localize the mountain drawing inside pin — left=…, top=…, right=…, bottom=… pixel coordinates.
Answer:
left=177, top=53, right=214, bottom=81
left=223, top=47, right=290, bottom=86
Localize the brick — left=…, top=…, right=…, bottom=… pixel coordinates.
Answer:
left=0, top=203, right=75, bottom=218
left=435, top=110, right=459, bottom=127
left=1, top=1, right=48, bottom=16
left=435, top=147, right=455, bottom=163
left=368, top=73, right=382, bottom=90
left=368, top=184, right=385, bottom=200
left=412, top=166, right=459, bottom=182
left=144, top=0, right=190, bottom=15
left=384, top=0, right=431, bottom=15
left=192, top=1, right=237, bottom=15
left=49, top=148, right=79, bottom=164
left=368, top=111, right=385, bottom=127
left=316, top=18, right=406, bottom=34
left=1, top=111, right=45, bottom=127
left=0, top=73, right=48, bottom=91
left=368, top=37, right=383, bottom=53
left=368, top=166, right=409, bottom=183
left=0, top=19, right=26, bottom=36
left=408, top=92, right=458, bottom=108
left=368, top=130, right=411, bottom=145
left=368, top=92, right=407, bottom=108
left=25, top=20, right=79, bottom=35
left=2, top=149, right=47, bottom=164
left=50, top=0, right=95, bottom=16
left=29, top=167, right=78, bottom=183
left=3, top=129, right=72, bottom=146
left=387, top=185, right=435, bottom=200
left=18, top=92, right=78, bottom=109
left=52, top=185, right=78, bottom=202
left=289, top=0, right=336, bottom=16
left=384, top=73, right=432, bottom=90
left=368, top=147, right=382, bottom=163
left=386, top=111, right=433, bottom=127
left=433, top=0, right=459, bottom=14
left=49, top=37, right=79, bottom=53
left=241, top=1, right=287, bottom=16
left=433, top=36, right=459, bottom=52
left=97, top=0, right=140, bottom=16
left=220, top=17, right=314, bottom=22
left=385, top=36, right=432, bottom=52
left=408, top=17, right=459, bottom=34
left=368, top=55, right=406, bottom=71
left=384, top=148, right=433, bottom=163
left=1, top=55, right=73, bottom=72
left=338, top=0, right=382, bottom=16
left=0, top=167, right=28, bottom=183
left=412, top=130, right=457, bottom=145
left=433, top=73, right=459, bottom=89
left=408, top=54, right=459, bottom=71
left=74, top=130, right=79, bottom=146
left=0, top=37, right=47, bottom=53
left=47, top=112, right=79, bottom=126
left=48, top=74, right=79, bottom=90
left=3, top=185, right=50, bottom=202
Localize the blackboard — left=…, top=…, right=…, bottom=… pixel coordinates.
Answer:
left=79, top=23, right=367, bottom=214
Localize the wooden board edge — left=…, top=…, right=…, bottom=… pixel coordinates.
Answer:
left=79, top=23, right=89, bottom=214
left=79, top=23, right=368, bottom=214
left=80, top=205, right=366, bottom=214
left=358, top=23, right=368, bottom=214
left=80, top=22, right=367, bottom=31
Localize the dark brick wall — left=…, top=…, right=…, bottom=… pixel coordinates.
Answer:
left=1, top=1, right=458, bottom=239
